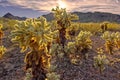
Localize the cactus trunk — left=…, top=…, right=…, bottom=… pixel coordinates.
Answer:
left=59, top=27, right=66, bottom=48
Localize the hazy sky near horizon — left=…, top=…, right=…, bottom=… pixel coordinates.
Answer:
left=0, top=0, right=120, bottom=18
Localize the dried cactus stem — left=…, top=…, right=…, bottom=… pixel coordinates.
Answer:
left=81, top=48, right=89, bottom=59
left=25, top=45, right=49, bottom=80
left=59, top=27, right=66, bottom=48
left=0, top=30, right=3, bottom=46
left=108, top=46, right=113, bottom=55
left=106, top=42, right=113, bottom=55
left=99, top=65, right=102, bottom=74
left=100, top=23, right=108, bottom=33
left=31, top=57, right=47, bottom=80
left=25, top=51, right=47, bottom=80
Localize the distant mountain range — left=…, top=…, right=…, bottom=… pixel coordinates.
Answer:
left=43, top=12, right=120, bottom=23
left=3, top=13, right=26, bottom=20
left=2, top=12, right=120, bottom=23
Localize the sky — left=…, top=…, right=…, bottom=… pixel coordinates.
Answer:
left=0, top=0, right=120, bottom=18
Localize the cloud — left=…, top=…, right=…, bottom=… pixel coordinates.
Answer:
left=0, top=0, right=12, bottom=6
left=0, top=0, right=120, bottom=14
left=66, top=0, right=120, bottom=14
left=7, top=0, right=58, bottom=12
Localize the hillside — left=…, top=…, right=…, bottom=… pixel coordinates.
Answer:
left=43, top=12, right=120, bottom=23
left=3, top=13, right=26, bottom=21
left=2, top=12, right=120, bottom=23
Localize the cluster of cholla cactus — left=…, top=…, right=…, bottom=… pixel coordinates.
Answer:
left=49, top=6, right=82, bottom=72
left=64, top=31, right=92, bottom=64
left=75, top=31, right=92, bottom=54
left=101, top=31, right=120, bottom=55
left=10, top=6, right=78, bottom=80
left=8, top=6, right=120, bottom=79
left=0, top=24, right=6, bottom=58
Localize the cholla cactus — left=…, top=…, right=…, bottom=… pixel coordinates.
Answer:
left=66, top=24, right=79, bottom=40
left=10, top=16, right=56, bottom=80
left=75, top=31, right=92, bottom=59
left=0, top=24, right=6, bottom=59
left=11, top=17, right=53, bottom=52
left=24, top=68, right=32, bottom=80
left=76, top=31, right=92, bottom=54
left=0, top=46, right=6, bottom=58
left=65, top=42, right=76, bottom=54
left=0, top=24, right=3, bottom=39
left=101, top=31, right=120, bottom=54
left=94, top=48, right=109, bottom=74
left=100, top=22, right=109, bottom=33
left=46, top=72, right=60, bottom=80
left=52, top=6, right=78, bottom=29
left=50, top=43, right=64, bottom=59
left=66, top=31, right=92, bottom=54
left=65, top=31, right=92, bottom=63
left=52, top=6, right=78, bottom=47
left=64, top=42, right=79, bottom=64
left=102, top=31, right=114, bottom=54
left=114, top=32, right=120, bottom=49
left=0, top=24, right=4, bottom=45
left=94, top=54, right=109, bottom=74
